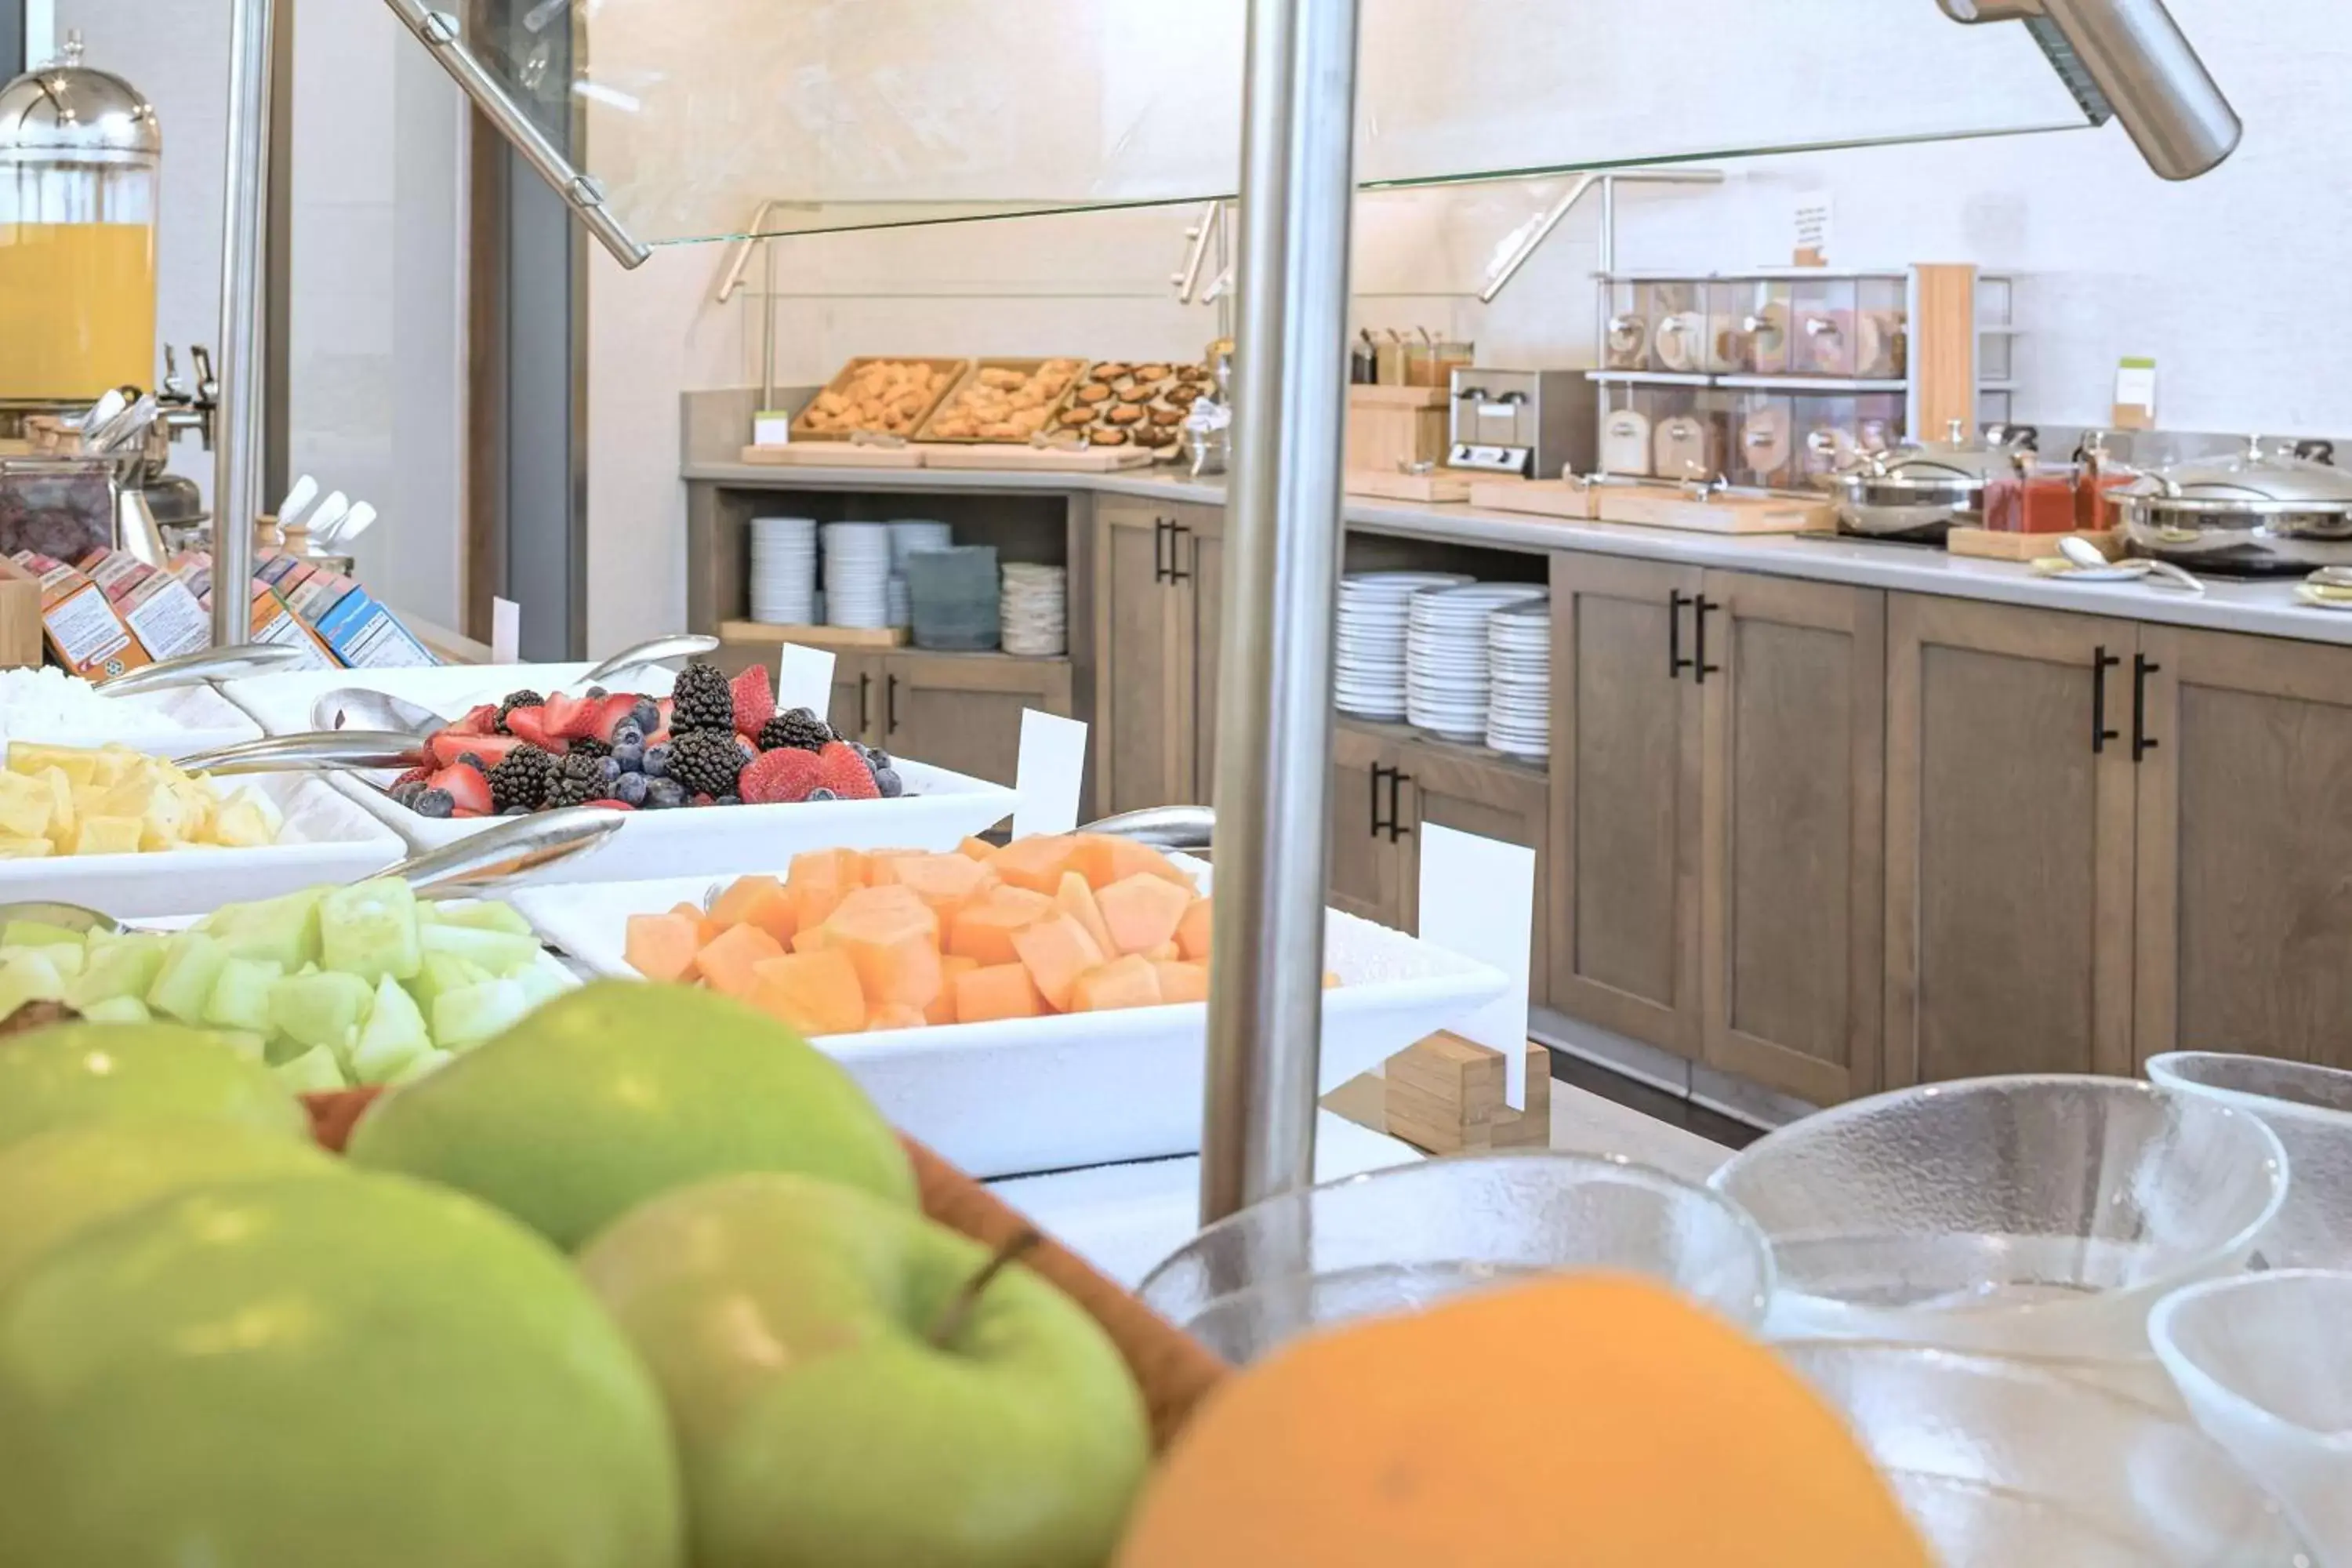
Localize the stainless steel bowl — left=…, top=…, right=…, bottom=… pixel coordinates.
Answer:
left=2117, top=437, right=2352, bottom=576
left=1816, top=422, right=2024, bottom=543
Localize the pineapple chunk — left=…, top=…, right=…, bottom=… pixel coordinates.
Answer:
left=88, top=745, right=147, bottom=788
left=5, top=742, right=100, bottom=786
left=211, top=788, right=283, bottom=849
left=67, top=816, right=145, bottom=856
left=0, top=837, right=53, bottom=859
left=35, top=767, right=73, bottom=840
left=0, top=772, right=53, bottom=840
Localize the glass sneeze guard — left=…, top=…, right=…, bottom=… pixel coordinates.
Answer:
left=403, top=0, right=2109, bottom=255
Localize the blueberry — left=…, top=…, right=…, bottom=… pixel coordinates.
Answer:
left=629, top=699, right=661, bottom=735
left=715, top=793, right=740, bottom=806
left=611, top=742, right=644, bottom=773
left=645, top=777, right=686, bottom=810
left=412, top=789, right=455, bottom=818
left=586, top=685, right=608, bottom=699
left=612, top=723, right=644, bottom=749
left=595, top=756, right=622, bottom=783
left=391, top=780, right=423, bottom=805
left=641, top=744, right=671, bottom=779
left=866, top=749, right=894, bottom=771
left=873, top=767, right=903, bottom=799
left=612, top=771, right=648, bottom=806
left=457, top=752, right=488, bottom=771
left=808, top=787, right=837, bottom=802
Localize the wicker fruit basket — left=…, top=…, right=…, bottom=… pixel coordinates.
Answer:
left=303, top=1087, right=1225, bottom=1451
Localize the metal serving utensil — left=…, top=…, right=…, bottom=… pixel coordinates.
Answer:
left=1080, top=804, right=1213, bottom=854
left=577, top=632, right=720, bottom=688
left=172, top=730, right=426, bottom=775
left=98, top=643, right=308, bottom=699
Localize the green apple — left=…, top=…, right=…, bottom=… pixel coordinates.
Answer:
left=348, top=982, right=915, bottom=1249
left=0, top=1171, right=684, bottom=1568
left=580, top=1172, right=1149, bottom=1568
left=0, top=1020, right=309, bottom=1152
left=0, top=1118, right=339, bottom=1294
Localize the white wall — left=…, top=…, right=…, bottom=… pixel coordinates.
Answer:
left=584, top=0, right=2352, bottom=644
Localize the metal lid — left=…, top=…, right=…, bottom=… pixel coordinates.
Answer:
left=2121, top=436, right=2352, bottom=514
left=0, top=33, right=160, bottom=165
left=1817, top=419, right=2020, bottom=499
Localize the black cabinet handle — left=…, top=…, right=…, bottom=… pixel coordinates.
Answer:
left=1167, top=524, right=1192, bottom=585
left=886, top=673, right=901, bottom=733
left=1368, top=764, right=1388, bottom=839
left=1693, top=595, right=1722, bottom=684
left=2132, top=654, right=2160, bottom=760
left=858, top=671, right=872, bottom=735
left=2091, top=645, right=2122, bottom=753
left=1152, top=518, right=1170, bottom=583
left=1668, top=590, right=1693, bottom=679
left=1387, top=770, right=1413, bottom=840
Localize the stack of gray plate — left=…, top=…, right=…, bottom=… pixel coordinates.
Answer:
left=907, top=546, right=1001, bottom=651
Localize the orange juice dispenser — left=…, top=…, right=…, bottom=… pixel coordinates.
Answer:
left=0, top=33, right=160, bottom=412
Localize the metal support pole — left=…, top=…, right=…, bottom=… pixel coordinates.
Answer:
left=210, top=0, right=274, bottom=648
left=1199, top=0, right=1362, bottom=1225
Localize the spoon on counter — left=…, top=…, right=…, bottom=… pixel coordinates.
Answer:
left=0, top=806, right=626, bottom=938
left=2058, top=535, right=2207, bottom=594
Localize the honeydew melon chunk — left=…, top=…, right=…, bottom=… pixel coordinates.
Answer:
left=146, top=931, right=230, bottom=1025
left=410, top=953, right=490, bottom=1014
left=416, top=920, right=540, bottom=978
left=77, top=995, right=151, bottom=1025
left=64, top=934, right=165, bottom=1011
left=200, top=887, right=325, bottom=972
left=202, top=956, right=285, bottom=1034
left=0, top=920, right=86, bottom=950
left=348, top=976, right=434, bottom=1085
left=319, top=877, right=423, bottom=983
left=211, top=1027, right=267, bottom=1062
left=424, top=899, right=535, bottom=938
left=11, top=942, right=86, bottom=982
left=273, top=1044, right=347, bottom=1094
left=510, top=958, right=571, bottom=1013
left=432, top=978, right=531, bottom=1050
left=267, top=970, right=375, bottom=1056
left=387, top=1047, right=455, bottom=1086
left=0, top=953, right=66, bottom=1018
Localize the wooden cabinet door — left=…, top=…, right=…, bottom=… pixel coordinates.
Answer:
left=878, top=652, right=1073, bottom=791
left=1885, top=595, right=2137, bottom=1085
left=2133, top=627, right=2352, bottom=1071
left=1186, top=526, right=1225, bottom=807
left=1698, top=572, right=1885, bottom=1105
left=1395, top=742, right=1552, bottom=1007
left=826, top=652, right=881, bottom=746
left=1094, top=503, right=1190, bottom=813
left=1328, top=721, right=1405, bottom=927
left=1549, top=554, right=1704, bottom=1056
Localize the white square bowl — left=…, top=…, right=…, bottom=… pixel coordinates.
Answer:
left=6, top=684, right=267, bottom=759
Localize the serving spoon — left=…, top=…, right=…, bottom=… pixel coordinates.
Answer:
left=97, top=643, right=309, bottom=700
left=2058, top=534, right=2207, bottom=594
left=303, top=632, right=723, bottom=735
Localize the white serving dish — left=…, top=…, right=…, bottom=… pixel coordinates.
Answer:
left=513, top=855, right=1512, bottom=1178
left=218, top=660, right=601, bottom=738
left=1, top=772, right=408, bottom=919
left=4, top=684, right=267, bottom=760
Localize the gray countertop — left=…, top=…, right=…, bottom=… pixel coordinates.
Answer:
left=684, top=462, right=2352, bottom=648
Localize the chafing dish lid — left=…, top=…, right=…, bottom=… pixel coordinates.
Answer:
left=2119, top=437, right=2352, bottom=514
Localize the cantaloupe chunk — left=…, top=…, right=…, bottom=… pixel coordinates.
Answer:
left=946, top=886, right=1054, bottom=966
left=957, top=837, right=996, bottom=862
left=990, top=834, right=1080, bottom=895
left=1176, top=898, right=1214, bottom=963
left=791, top=927, right=832, bottom=954
left=786, top=848, right=869, bottom=928
left=624, top=912, right=702, bottom=982
left=1069, top=953, right=1164, bottom=1013
left=1097, top=873, right=1195, bottom=957
left=954, top=962, right=1044, bottom=1024
left=1071, top=833, right=1197, bottom=895
left=931, top=955, right=978, bottom=1024
left=880, top=852, right=1000, bottom=919
left=710, top=875, right=783, bottom=927
left=1010, top=911, right=1106, bottom=1011
left=691, top=921, right=785, bottom=999
left=819, top=884, right=943, bottom=1011
left=748, top=949, right=867, bottom=1036
left=866, top=1003, right=927, bottom=1032
left=1056, top=872, right=1116, bottom=959
left=1153, top=959, right=1210, bottom=1004
left=1141, top=941, right=1181, bottom=963
left=668, top=902, right=726, bottom=947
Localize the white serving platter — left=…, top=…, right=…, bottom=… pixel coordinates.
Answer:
left=217, top=660, right=601, bottom=738
left=5, top=684, right=267, bottom=760
left=512, top=855, right=1511, bottom=1178
left=1, top=772, right=408, bottom=919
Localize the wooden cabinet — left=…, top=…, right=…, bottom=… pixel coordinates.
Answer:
left=1094, top=499, right=1222, bottom=814
left=825, top=652, right=882, bottom=743
left=1884, top=595, right=2137, bottom=1085
left=1328, top=722, right=1404, bottom=925
left=2133, top=627, right=2352, bottom=1071
left=823, top=650, right=1072, bottom=792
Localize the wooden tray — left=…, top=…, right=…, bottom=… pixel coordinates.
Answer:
left=303, top=1087, right=1227, bottom=1454
left=1469, top=478, right=1598, bottom=521
left=916, top=443, right=1155, bottom=473
left=717, top=619, right=906, bottom=651
left=913, top=358, right=1092, bottom=445
left=1347, top=469, right=1478, bottom=504
left=788, top=356, right=969, bottom=445
left=738, top=441, right=927, bottom=470
left=1947, top=524, right=2119, bottom=562
left=1595, top=485, right=1832, bottom=535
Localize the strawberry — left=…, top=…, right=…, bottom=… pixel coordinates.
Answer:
left=587, top=692, right=641, bottom=743
left=426, top=763, right=492, bottom=815
left=503, top=705, right=564, bottom=753
left=390, top=766, right=433, bottom=790
left=450, top=702, right=500, bottom=735
left=644, top=728, right=672, bottom=750
left=811, top=739, right=880, bottom=801
left=729, top=665, right=775, bottom=739
left=429, top=731, right=524, bottom=770
left=738, top=746, right=822, bottom=805
left=542, top=690, right=603, bottom=740
left=657, top=697, right=675, bottom=729
left=690, top=793, right=715, bottom=808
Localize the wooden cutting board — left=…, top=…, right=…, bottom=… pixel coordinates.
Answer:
left=738, top=441, right=927, bottom=469
left=1346, top=468, right=1478, bottom=504
left=1469, top=479, right=1599, bottom=521
left=1594, top=485, right=1833, bottom=535
left=1947, top=525, right=2120, bottom=562
left=914, top=443, right=1156, bottom=473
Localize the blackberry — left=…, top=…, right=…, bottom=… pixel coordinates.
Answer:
left=670, top=728, right=747, bottom=798
left=495, top=689, right=543, bottom=733
left=670, top=661, right=735, bottom=734
left=488, top=743, right=556, bottom=812
left=543, top=753, right=607, bottom=810
left=568, top=736, right=612, bottom=762
left=758, top=707, right=833, bottom=753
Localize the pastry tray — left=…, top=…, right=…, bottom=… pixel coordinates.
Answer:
left=788, top=357, right=969, bottom=444
left=913, top=358, right=1092, bottom=445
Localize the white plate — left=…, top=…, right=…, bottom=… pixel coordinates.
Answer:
left=2028, top=557, right=2155, bottom=584
left=2295, top=583, right=2352, bottom=612
left=2, top=772, right=408, bottom=919
left=514, top=853, right=1510, bottom=1178
left=220, top=660, right=603, bottom=738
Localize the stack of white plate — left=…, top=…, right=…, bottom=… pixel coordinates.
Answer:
left=1336, top=572, right=1472, bottom=720
left=886, top=575, right=911, bottom=629
left=1485, top=597, right=1551, bottom=758
left=750, top=517, right=818, bottom=624
left=822, top=522, right=893, bottom=628
left=1405, top=582, right=1546, bottom=742
left=1000, top=563, right=1068, bottom=655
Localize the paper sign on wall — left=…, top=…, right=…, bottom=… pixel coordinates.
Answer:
left=2113, top=357, right=2158, bottom=430
left=775, top=643, right=837, bottom=717
left=1416, top=822, right=1537, bottom=1109
left=1014, top=710, right=1089, bottom=838
left=491, top=597, right=520, bottom=665
left=1792, top=191, right=1834, bottom=267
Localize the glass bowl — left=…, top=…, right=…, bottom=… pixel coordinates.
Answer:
left=2151, top=1269, right=2352, bottom=1564
left=1784, top=1341, right=2316, bottom=1566
left=2149, top=1052, right=2352, bottom=1269
left=1712, top=1076, right=2287, bottom=1361
left=1134, top=1152, right=1773, bottom=1364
